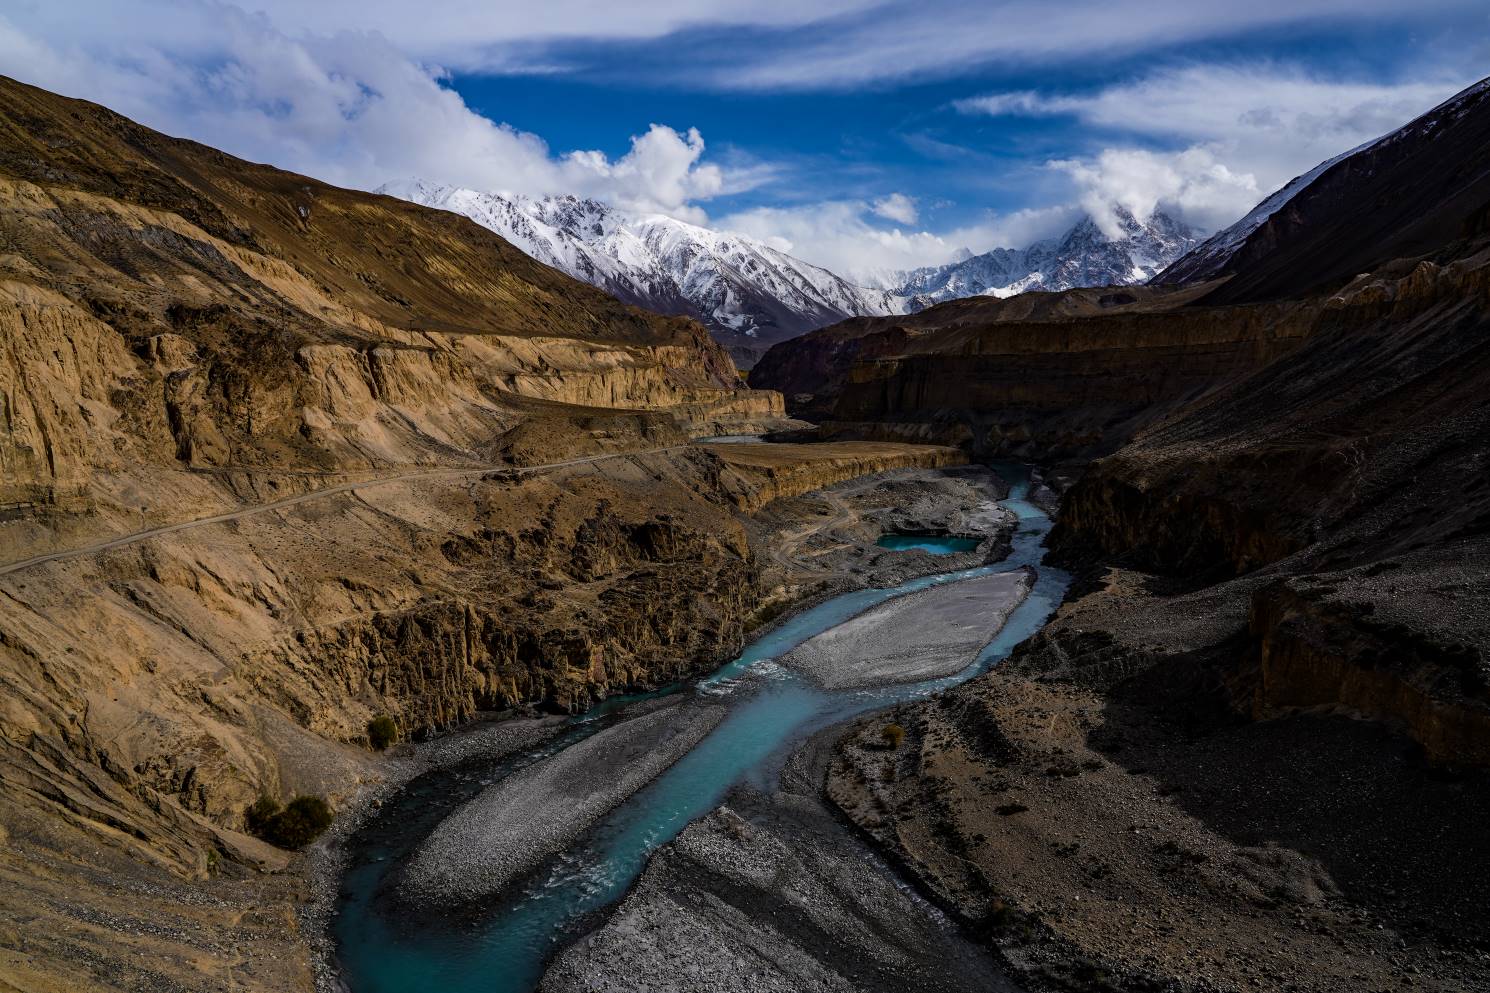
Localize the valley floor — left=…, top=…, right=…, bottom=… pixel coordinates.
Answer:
left=319, top=460, right=1029, bottom=993
left=828, top=564, right=1490, bottom=993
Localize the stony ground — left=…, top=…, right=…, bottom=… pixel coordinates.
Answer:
left=397, top=698, right=723, bottom=908
left=540, top=730, right=1019, bottom=993
left=828, top=568, right=1490, bottom=993
left=532, top=466, right=1034, bottom=992
left=782, top=569, right=1031, bottom=690
left=746, top=463, right=1016, bottom=600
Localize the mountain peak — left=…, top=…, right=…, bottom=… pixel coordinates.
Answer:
left=380, top=180, right=1197, bottom=357
left=890, top=206, right=1197, bottom=303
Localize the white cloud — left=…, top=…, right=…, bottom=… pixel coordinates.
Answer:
left=959, top=63, right=1475, bottom=233
left=717, top=200, right=1077, bottom=279
left=3, top=3, right=1478, bottom=275
left=558, top=126, right=726, bottom=223
left=870, top=193, right=919, bottom=224
left=10, top=0, right=1475, bottom=93
left=709, top=0, right=1476, bottom=91
left=0, top=3, right=755, bottom=222
left=1052, top=148, right=1260, bottom=237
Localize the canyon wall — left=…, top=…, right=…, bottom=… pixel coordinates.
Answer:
left=763, top=235, right=1490, bottom=766
left=753, top=283, right=1308, bottom=461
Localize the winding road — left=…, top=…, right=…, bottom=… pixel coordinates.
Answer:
left=0, top=445, right=688, bottom=578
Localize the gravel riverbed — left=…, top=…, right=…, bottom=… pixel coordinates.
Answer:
left=397, top=699, right=726, bottom=908
left=783, top=568, right=1032, bottom=690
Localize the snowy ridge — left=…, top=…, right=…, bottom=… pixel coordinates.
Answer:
left=1155, top=143, right=1375, bottom=286
left=890, top=207, right=1196, bottom=304
left=376, top=179, right=917, bottom=355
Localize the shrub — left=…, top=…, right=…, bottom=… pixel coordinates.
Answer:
left=244, top=794, right=281, bottom=837
left=881, top=723, right=906, bottom=749
left=244, top=794, right=333, bottom=850
left=367, top=714, right=398, bottom=751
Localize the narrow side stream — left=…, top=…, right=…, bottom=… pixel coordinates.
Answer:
left=334, top=464, right=1070, bottom=993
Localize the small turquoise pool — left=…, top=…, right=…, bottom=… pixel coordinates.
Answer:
left=875, top=533, right=980, bottom=555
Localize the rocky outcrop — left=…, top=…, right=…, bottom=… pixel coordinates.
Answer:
left=703, top=441, right=967, bottom=513
left=752, top=282, right=1311, bottom=460
left=0, top=78, right=780, bottom=565
left=1248, top=581, right=1490, bottom=766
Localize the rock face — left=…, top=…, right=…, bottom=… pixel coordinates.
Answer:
left=753, top=280, right=1311, bottom=460
left=0, top=76, right=776, bottom=554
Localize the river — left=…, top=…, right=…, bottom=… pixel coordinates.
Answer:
left=333, top=463, right=1071, bottom=993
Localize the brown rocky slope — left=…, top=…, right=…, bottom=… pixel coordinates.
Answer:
left=0, top=77, right=966, bottom=993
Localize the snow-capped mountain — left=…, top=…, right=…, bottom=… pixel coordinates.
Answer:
left=380, top=179, right=1201, bottom=365
left=376, top=179, right=916, bottom=366
left=889, top=208, right=1197, bottom=304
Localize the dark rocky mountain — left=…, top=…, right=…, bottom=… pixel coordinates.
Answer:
left=1158, top=77, right=1490, bottom=303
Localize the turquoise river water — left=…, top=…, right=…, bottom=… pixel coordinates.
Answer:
left=333, top=463, right=1070, bottom=993
left=874, top=533, right=981, bottom=555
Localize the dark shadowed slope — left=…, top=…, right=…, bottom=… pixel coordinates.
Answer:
left=1158, top=76, right=1490, bottom=303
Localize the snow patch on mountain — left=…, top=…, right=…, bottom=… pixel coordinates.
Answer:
left=376, top=179, right=917, bottom=361
left=379, top=180, right=1201, bottom=363
left=888, top=207, right=1196, bottom=303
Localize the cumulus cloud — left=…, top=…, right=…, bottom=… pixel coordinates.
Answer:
left=959, top=63, right=1473, bottom=233
left=0, top=2, right=752, bottom=222
left=870, top=193, right=919, bottom=224
left=717, top=200, right=1076, bottom=280
left=558, top=126, right=728, bottom=223
left=1052, top=148, right=1260, bottom=237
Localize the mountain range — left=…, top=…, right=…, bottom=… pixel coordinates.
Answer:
left=378, top=179, right=1199, bottom=366
left=887, top=207, right=1195, bottom=303
left=376, top=179, right=915, bottom=366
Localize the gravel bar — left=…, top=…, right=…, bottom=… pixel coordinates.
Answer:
left=397, top=699, right=725, bottom=907
left=782, top=568, right=1032, bottom=689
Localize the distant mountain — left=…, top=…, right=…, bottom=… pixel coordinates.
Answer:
left=376, top=180, right=917, bottom=367
left=380, top=180, right=1203, bottom=366
left=887, top=208, right=1197, bottom=304
left=1157, top=76, right=1490, bottom=300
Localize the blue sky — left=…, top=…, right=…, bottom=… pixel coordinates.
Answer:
left=4, top=1, right=1487, bottom=275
